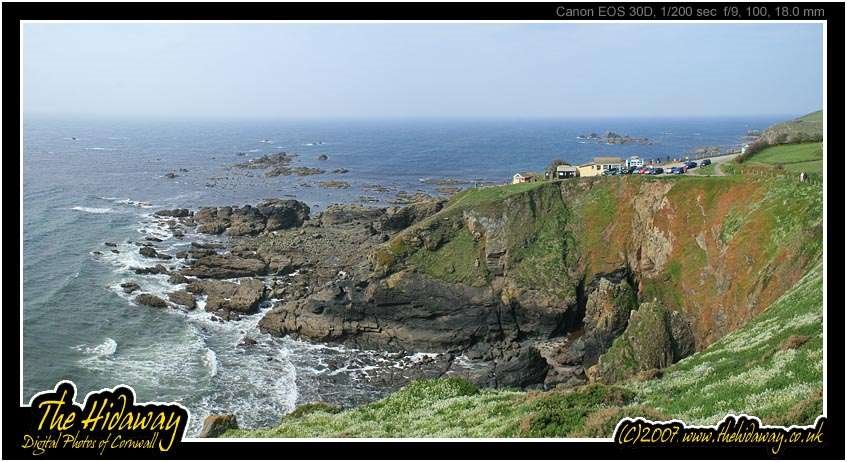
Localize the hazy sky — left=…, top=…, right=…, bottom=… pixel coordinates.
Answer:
left=23, top=23, right=823, bottom=119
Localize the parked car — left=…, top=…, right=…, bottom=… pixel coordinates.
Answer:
left=700, top=159, right=712, bottom=166
left=685, top=161, right=698, bottom=169
left=653, top=167, right=664, bottom=174
left=670, top=166, right=685, bottom=174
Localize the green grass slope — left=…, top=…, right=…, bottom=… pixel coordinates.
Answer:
left=224, top=262, right=822, bottom=438
left=629, top=262, right=823, bottom=426
left=373, top=180, right=577, bottom=294
left=745, top=142, right=823, bottom=175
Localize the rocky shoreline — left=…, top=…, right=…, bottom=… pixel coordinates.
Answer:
left=106, top=197, right=482, bottom=394
left=111, top=182, right=697, bottom=399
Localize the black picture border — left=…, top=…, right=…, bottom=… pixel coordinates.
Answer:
left=4, top=2, right=844, bottom=459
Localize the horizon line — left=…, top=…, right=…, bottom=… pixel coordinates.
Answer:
left=22, top=111, right=817, bottom=122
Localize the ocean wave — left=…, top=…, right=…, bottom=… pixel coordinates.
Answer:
left=204, top=349, right=219, bottom=377
left=100, top=197, right=154, bottom=208
left=74, top=338, right=118, bottom=357
left=71, top=206, right=114, bottom=214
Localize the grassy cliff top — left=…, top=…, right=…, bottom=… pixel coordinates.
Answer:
left=743, top=142, right=822, bottom=175
left=797, top=110, right=823, bottom=123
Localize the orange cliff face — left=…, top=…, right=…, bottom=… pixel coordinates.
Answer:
left=565, top=175, right=822, bottom=349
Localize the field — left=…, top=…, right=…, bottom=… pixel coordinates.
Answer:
left=745, top=142, right=823, bottom=175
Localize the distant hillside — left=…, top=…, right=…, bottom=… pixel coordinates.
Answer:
left=758, top=110, right=822, bottom=145
left=737, top=111, right=823, bottom=165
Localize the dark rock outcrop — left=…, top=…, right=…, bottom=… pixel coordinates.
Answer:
left=591, top=302, right=695, bottom=384
left=198, top=415, right=238, bottom=438
left=379, top=199, right=445, bottom=231
left=490, top=344, right=549, bottom=388
left=138, top=246, right=159, bottom=258
left=132, top=264, right=169, bottom=275
left=187, top=278, right=265, bottom=315
left=168, top=290, right=196, bottom=310
left=120, top=281, right=140, bottom=294
left=135, top=293, right=168, bottom=308
left=318, top=204, right=385, bottom=226
left=181, top=255, right=268, bottom=279
left=259, top=271, right=570, bottom=359
left=580, top=271, right=637, bottom=365
left=168, top=273, right=189, bottom=284
left=193, top=200, right=310, bottom=236
left=154, top=208, right=191, bottom=218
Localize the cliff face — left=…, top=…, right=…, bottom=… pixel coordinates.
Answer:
left=259, top=175, right=822, bottom=388
left=567, top=175, right=821, bottom=348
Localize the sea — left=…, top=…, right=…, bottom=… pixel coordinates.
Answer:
left=21, top=115, right=785, bottom=435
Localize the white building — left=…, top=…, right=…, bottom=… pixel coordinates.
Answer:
left=625, top=156, right=644, bottom=169
left=512, top=172, right=539, bottom=184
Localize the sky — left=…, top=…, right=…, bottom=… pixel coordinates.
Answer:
left=22, top=23, right=823, bottom=119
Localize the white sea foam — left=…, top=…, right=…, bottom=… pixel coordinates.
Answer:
left=100, top=197, right=154, bottom=208
left=204, top=349, right=219, bottom=377
left=75, top=338, right=118, bottom=357
left=71, top=206, right=113, bottom=214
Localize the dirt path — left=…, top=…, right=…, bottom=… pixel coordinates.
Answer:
left=710, top=153, right=739, bottom=176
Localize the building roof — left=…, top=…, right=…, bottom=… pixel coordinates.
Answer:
left=593, top=156, right=624, bottom=164
left=515, top=171, right=538, bottom=177
left=556, top=164, right=577, bottom=171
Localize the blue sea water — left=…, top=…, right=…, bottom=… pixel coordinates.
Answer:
left=21, top=115, right=784, bottom=435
